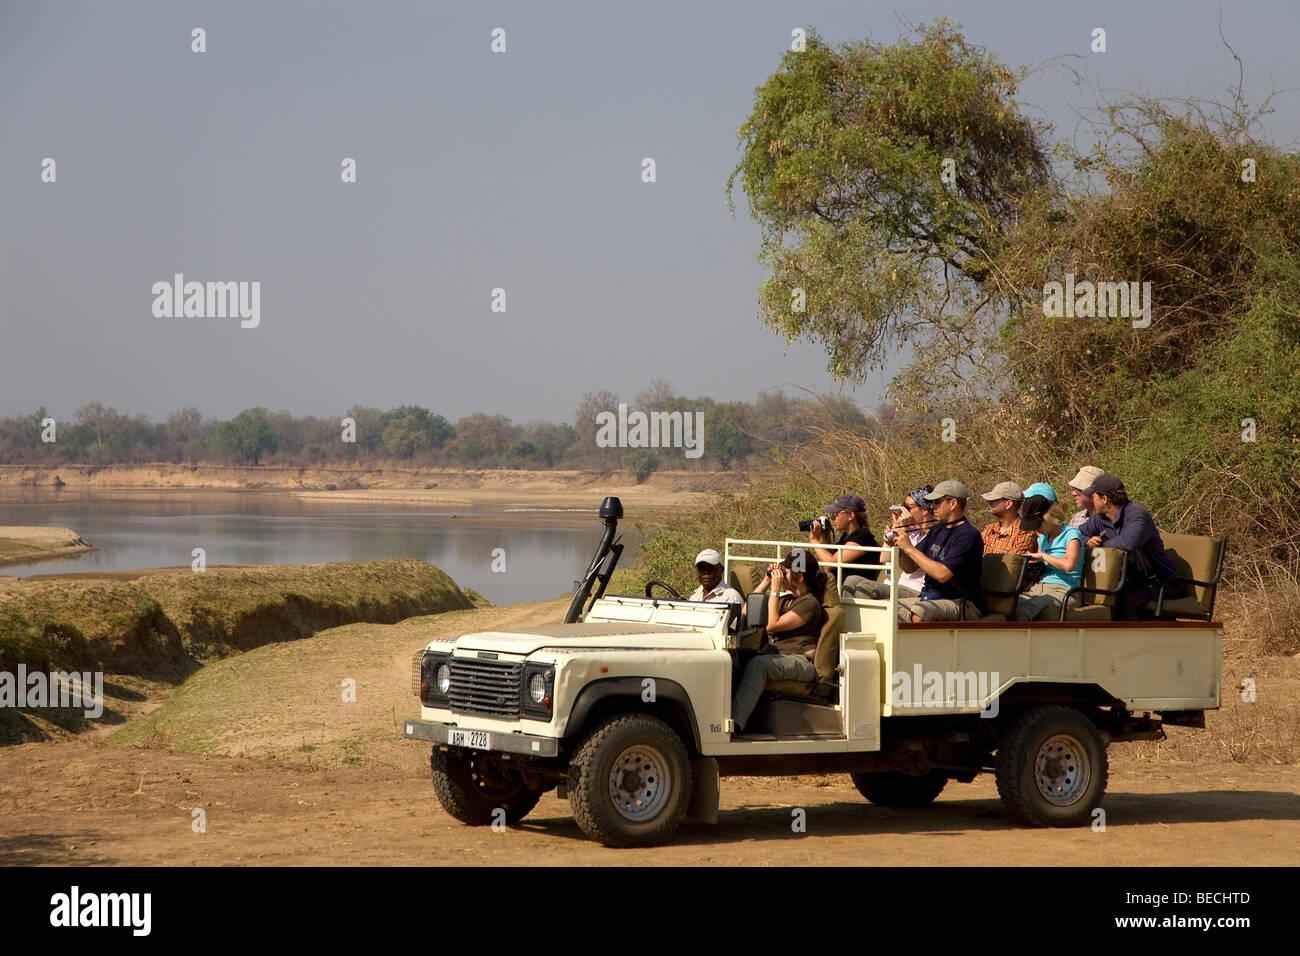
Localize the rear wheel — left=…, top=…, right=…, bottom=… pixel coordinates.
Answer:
left=850, top=770, right=948, bottom=806
left=430, top=747, right=542, bottom=826
left=995, top=705, right=1108, bottom=827
left=568, top=714, right=692, bottom=848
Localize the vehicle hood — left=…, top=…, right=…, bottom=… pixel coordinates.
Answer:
left=446, top=622, right=715, bottom=655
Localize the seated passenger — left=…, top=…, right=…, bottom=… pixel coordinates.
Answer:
left=1067, top=466, right=1104, bottom=529
left=808, top=493, right=880, bottom=580
left=687, top=549, right=743, bottom=606
left=1077, top=474, right=1185, bottom=620
left=1017, top=481, right=1059, bottom=588
left=843, top=485, right=936, bottom=598
left=894, top=481, right=984, bottom=623
left=730, top=549, right=827, bottom=733
left=980, top=481, right=1038, bottom=555
left=1014, top=500, right=1083, bottom=621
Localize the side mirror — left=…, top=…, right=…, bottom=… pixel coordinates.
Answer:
left=746, top=592, right=769, bottom=629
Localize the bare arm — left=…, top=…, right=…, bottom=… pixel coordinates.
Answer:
left=837, top=543, right=868, bottom=566
left=766, top=603, right=815, bottom=633
left=812, top=545, right=838, bottom=565
left=763, top=567, right=815, bottom=633
left=1033, top=539, right=1081, bottom=572
left=897, top=533, right=951, bottom=582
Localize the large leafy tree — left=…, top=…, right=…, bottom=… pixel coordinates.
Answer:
left=446, top=413, right=509, bottom=464
left=380, top=405, right=454, bottom=450
left=727, top=20, right=1052, bottom=396
left=382, top=415, right=432, bottom=460
left=211, top=407, right=278, bottom=466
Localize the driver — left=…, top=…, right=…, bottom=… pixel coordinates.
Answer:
left=688, top=549, right=744, bottom=607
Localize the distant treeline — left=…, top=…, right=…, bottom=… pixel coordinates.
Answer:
left=0, top=384, right=897, bottom=475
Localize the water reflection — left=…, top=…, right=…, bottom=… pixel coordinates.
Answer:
left=0, top=489, right=644, bottom=605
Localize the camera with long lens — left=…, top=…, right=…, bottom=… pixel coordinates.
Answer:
left=798, top=516, right=831, bottom=533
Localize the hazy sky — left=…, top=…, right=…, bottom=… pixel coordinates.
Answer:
left=2, top=0, right=1296, bottom=426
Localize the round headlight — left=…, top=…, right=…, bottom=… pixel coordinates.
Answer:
left=435, top=663, right=451, bottom=695
left=528, top=672, right=547, bottom=703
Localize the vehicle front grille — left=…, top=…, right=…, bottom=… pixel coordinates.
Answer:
left=448, top=658, right=522, bottom=718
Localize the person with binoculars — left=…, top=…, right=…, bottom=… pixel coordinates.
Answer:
left=842, top=484, right=936, bottom=598
left=731, top=548, right=827, bottom=733
left=806, top=493, right=879, bottom=579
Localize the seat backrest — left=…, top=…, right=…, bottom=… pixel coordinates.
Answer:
left=1157, top=532, right=1225, bottom=612
left=821, top=571, right=841, bottom=606
left=729, top=563, right=762, bottom=598
left=1080, top=547, right=1126, bottom=606
left=812, top=603, right=846, bottom=679
left=980, top=553, right=1026, bottom=617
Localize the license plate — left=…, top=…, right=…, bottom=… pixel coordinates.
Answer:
left=448, top=728, right=491, bottom=750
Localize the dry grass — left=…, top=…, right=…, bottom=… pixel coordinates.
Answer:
left=1122, top=577, right=1300, bottom=767
left=0, top=526, right=90, bottom=566
left=135, top=559, right=473, bottom=657
left=0, top=559, right=477, bottom=745
left=108, top=598, right=569, bottom=768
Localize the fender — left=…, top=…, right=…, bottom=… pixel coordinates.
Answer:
left=563, top=676, right=701, bottom=750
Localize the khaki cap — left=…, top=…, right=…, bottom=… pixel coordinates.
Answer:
left=1068, top=466, right=1104, bottom=492
left=981, top=481, right=1024, bottom=502
left=924, top=480, right=969, bottom=502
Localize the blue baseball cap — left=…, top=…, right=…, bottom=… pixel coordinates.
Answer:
left=1023, top=482, right=1057, bottom=503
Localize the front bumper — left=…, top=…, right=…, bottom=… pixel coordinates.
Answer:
left=403, top=719, right=560, bottom=757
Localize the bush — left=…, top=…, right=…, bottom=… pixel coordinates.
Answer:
left=623, top=450, right=660, bottom=484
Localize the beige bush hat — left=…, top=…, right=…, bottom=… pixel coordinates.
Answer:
left=1068, top=466, right=1104, bottom=492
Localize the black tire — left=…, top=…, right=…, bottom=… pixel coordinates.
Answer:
left=850, top=770, right=948, bottom=807
left=568, top=714, right=692, bottom=848
left=430, top=747, right=543, bottom=826
left=995, top=705, right=1108, bottom=827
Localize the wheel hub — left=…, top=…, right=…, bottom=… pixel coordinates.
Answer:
left=1034, top=733, right=1091, bottom=806
left=607, top=744, right=671, bottom=822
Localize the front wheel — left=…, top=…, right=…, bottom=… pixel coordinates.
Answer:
left=995, top=705, right=1108, bottom=827
left=568, top=714, right=692, bottom=847
left=430, top=747, right=542, bottom=826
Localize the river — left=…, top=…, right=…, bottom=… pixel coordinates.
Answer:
left=0, top=489, right=646, bottom=605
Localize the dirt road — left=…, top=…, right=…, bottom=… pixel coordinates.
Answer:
left=2, top=740, right=1296, bottom=866
left=3, top=596, right=1297, bottom=866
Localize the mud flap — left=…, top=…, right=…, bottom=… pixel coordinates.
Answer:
left=686, top=756, right=719, bottom=824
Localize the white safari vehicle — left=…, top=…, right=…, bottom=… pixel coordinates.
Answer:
left=405, top=498, right=1225, bottom=847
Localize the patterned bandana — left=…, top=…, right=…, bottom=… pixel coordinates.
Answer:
left=907, top=485, right=935, bottom=511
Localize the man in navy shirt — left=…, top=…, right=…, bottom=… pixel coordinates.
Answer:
left=894, top=480, right=985, bottom=622
left=1077, top=474, right=1184, bottom=620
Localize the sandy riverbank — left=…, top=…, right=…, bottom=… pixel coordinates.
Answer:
left=0, top=463, right=716, bottom=509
